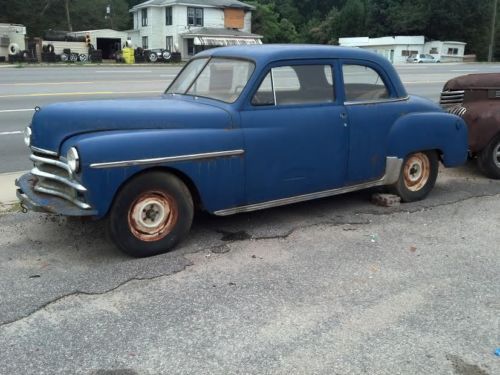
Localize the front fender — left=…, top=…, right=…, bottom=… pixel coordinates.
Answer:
left=60, top=129, right=245, bottom=217
left=387, top=112, right=468, bottom=167
left=461, top=102, right=500, bottom=152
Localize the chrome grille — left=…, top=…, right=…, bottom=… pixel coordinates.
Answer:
left=448, top=105, right=467, bottom=117
left=29, top=148, right=91, bottom=210
left=439, top=90, right=464, bottom=108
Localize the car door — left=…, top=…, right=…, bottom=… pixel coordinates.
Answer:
left=341, top=61, right=406, bottom=183
left=239, top=61, right=349, bottom=205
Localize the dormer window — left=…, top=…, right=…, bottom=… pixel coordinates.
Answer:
left=187, top=7, right=203, bottom=26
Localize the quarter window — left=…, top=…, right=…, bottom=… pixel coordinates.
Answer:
left=187, top=7, right=203, bottom=26
left=342, top=64, right=389, bottom=102
left=252, top=64, right=335, bottom=106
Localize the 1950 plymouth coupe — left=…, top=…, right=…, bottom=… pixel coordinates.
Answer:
left=17, top=45, right=468, bottom=257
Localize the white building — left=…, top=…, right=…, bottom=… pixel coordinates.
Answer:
left=339, top=36, right=466, bottom=64
left=128, top=0, right=262, bottom=59
left=0, top=23, right=26, bottom=61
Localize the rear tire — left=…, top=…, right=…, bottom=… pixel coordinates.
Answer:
left=477, top=134, right=500, bottom=179
left=107, top=172, right=194, bottom=257
left=389, top=151, right=438, bottom=202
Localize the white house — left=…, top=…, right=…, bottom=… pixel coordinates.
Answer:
left=339, top=36, right=466, bottom=64
left=128, top=0, right=262, bottom=59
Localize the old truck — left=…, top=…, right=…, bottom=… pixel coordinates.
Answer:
left=17, top=45, right=468, bottom=257
left=440, top=73, right=500, bottom=178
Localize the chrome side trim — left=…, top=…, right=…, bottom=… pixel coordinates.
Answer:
left=34, top=186, right=91, bottom=210
left=30, top=154, right=73, bottom=175
left=345, top=96, right=409, bottom=106
left=31, top=167, right=87, bottom=192
left=30, top=146, right=58, bottom=156
left=90, top=149, right=245, bottom=169
left=214, top=157, right=403, bottom=216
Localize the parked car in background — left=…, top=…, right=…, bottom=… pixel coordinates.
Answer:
left=440, top=73, right=500, bottom=178
left=407, top=54, right=440, bottom=63
left=17, top=45, right=468, bottom=257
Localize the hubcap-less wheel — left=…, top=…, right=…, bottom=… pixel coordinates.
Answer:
left=128, top=192, right=178, bottom=242
left=492, top=143, right=500, bottom=169
left=403, top=153, right=430, bottom=192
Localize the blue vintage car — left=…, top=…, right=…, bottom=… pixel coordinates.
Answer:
left=17, top=45, right=468, bottom=257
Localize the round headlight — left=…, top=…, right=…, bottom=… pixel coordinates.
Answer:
left=67, top=147, right=80, bottom=173
left=24, top=126, right=32, bottom=147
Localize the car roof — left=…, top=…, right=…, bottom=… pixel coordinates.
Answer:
left=198, top=44, right=388, bottom=65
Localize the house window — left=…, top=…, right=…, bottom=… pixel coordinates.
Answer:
left=448, top=48, right=458, bottom=55
left=401, top=50, right=419, bottom=56
left=165, top=7, right=172, bottom=25
left=166, top=36, right=173, bottom=52
left=187, top=7, right=203, bottom=26
left=141, top=9, right=148, bottom=26
left=142, top=36, right=148, bottom=49
left=429, top=47, right=438, bottom=54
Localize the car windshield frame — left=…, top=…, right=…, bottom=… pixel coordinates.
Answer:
left=166, top=56, right=256, bottom=104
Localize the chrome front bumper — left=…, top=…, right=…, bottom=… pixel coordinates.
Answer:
left=16, top=173, right=97, bottom=216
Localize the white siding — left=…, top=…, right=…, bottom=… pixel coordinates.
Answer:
left=243, top=12, right=252, bottom=33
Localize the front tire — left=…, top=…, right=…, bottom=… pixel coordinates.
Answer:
left=389, top=151, right=438, bottom=202
left=477, top=134, right=500, bottom=179
left=107, top=172, right=194, bottom=257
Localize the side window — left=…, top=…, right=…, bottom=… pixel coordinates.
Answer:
left=252, top=64, right=334, bottom=106
left=342, top=64, right=389, bottom=102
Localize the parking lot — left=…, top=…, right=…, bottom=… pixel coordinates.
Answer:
left=0, top=62, right=499, bottom=374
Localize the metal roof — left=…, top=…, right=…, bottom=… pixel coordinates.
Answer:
left=130, top=0, right=255, bottom=11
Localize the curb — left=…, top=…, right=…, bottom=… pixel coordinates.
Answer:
left=0, top=171, right=25, bottom=210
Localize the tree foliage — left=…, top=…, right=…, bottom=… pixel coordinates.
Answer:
left=0, top=0, right=498, bottom=60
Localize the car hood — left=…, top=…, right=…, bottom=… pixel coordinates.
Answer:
left=444, top=73, right=500, bottom=90
left=30, top=96, right=232, bottom=153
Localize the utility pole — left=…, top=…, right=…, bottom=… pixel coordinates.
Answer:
left=488, top=0, right=498, bottom=62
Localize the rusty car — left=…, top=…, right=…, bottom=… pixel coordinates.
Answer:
left=17, top=45, right=468, bottom=257
left=440, top=73, right=500, bottom=178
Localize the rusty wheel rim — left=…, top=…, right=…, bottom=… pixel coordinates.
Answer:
left=403, top=153, right=430, bottom=192
left=128, top=191, right=178, bottom=242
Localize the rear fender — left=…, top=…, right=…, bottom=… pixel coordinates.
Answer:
left=387, top=112, right=468, bottom=167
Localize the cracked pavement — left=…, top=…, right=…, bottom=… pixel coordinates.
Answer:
left=0, top=161, right=499, bottom=374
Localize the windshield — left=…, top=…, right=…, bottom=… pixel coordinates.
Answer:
left=166, top=57, right=255, bottom=103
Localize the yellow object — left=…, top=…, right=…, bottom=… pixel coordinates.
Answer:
left=122, top=47, right=135, bottom=64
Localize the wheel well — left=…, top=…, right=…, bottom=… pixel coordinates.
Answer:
left=113, top=167, right=204, bottom=212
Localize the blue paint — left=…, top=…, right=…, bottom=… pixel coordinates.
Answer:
left=23, top=45, right=468, bottom=218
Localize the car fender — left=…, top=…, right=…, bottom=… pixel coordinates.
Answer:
left=461, top=102, right=500, bottom=152
left=60, top=128, right=245, bottom=218
left=387, top=112, right=468, bottom=167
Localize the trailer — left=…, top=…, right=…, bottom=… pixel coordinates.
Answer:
left=0, top=23, right=26, bottom=62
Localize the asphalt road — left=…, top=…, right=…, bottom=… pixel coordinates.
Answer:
left=1, top=62, right=500, bottom=173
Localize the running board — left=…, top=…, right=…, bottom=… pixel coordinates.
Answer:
left=214, top=157, right=403, bottom=216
